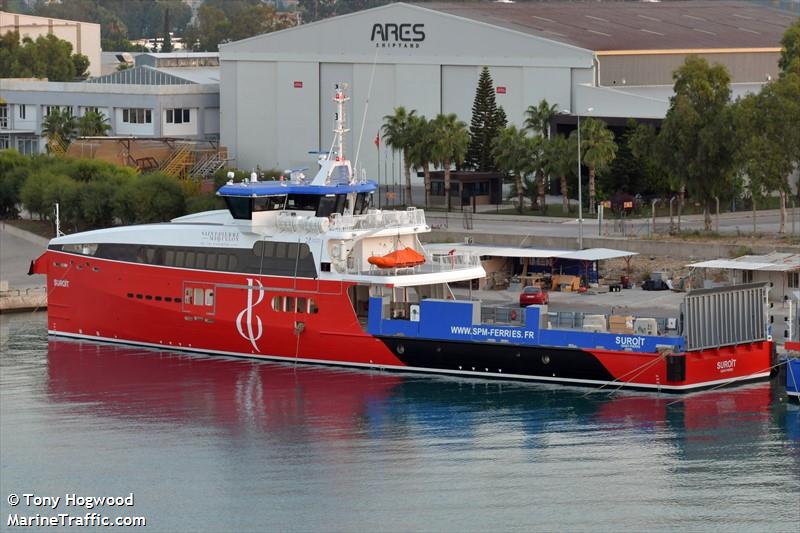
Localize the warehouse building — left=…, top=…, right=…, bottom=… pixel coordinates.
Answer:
left=218, top=0, right=795, bottom=178
left=0, top=52, right=220, bottom=154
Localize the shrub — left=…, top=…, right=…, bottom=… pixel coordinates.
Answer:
left=186, top=193, right=222, bottom=214
left=133, top=173, right=186, bottom=223
left=42, top=174, right=81, bottom=231
left=81, top=180, right=118, bottom=228
left=0, top=149, right=30, bottom=218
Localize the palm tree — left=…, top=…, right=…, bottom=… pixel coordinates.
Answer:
left=525, top=99, right=560, bottom=212
left=408, top=115, right=436, bottom=207
left=524, top=99, right=559, bottom=139
left=544, top=134, right=576, bottom=214
left=77, top=110, right=111, bottom=137
left=382, top=107, right=417, bottom=206
left=491, top=126, right=535, bottom=213
left=574, top=117, right=617, bottom=214
left=432, top=113, right=469, bottom=211
left=41, top=107, right=77, bottom=154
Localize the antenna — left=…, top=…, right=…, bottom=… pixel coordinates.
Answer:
left=354, top=47, right=379, bottom=175
left=332, top=84, right=350, bottom=161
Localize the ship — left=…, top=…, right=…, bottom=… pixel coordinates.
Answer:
left=30, top=86, right=775, bottom=393
left=782, top=342, right=800, bottom=404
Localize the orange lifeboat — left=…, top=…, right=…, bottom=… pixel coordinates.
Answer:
left=367, top=247, right=426, bottom=269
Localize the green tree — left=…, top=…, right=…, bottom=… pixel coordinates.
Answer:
left=544, top=134, right=577, bottom=213
left=43, top=174, right=82, bottom=230
left=779, top=17, right=800, bottom=75
left=432, top=113, right=469, bottom=211
left=734, top=72, right=800, bottom=233
left=161, top=7, right=173, bottom=53
left=41, top=108, right=77, bottom=152
left=184, top=2, right=295, bottom=52
left=572, top=117, right=617, bottom=214
left=524, top=99, right=561, bottom=211
left=133, top=173, right=186, bottom=223
left=382, top=106, right=417, bottom=206
left=491, top=126, right=535, bottom=213
left=524, top=99, right=559, bottom=139
left=77, top=110, right=111, bottom=137
left=0, top=149, right=30, bottom=218
left=298, top=0, right=392, bottom=23
left=0, top=32, right=89, bottom=80
left=408, top=115, right=436, bottom=207
left=80, top=179, right=118, bottom=228
left=656, top=56, right=736, bottom=231
left=20, top=170, right=57, bottom=220
left=466, top=67, right=500, bottom=171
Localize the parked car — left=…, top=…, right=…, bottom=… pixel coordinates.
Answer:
left=520, top=286, right=549, bottom=306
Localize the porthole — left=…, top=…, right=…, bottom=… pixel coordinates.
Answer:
left=542, top=355, right=550, bottom=365
left=396, top=344, right=405, bottom=355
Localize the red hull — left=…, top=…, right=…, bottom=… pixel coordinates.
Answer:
left=36, top=250, right=773, bottom=391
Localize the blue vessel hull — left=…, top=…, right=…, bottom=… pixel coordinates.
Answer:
left=787, top=357, right=800, bottom=404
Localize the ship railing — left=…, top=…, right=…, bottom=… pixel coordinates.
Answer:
left=481, top=305, right=527, bottom=326
left=330, top=207, right=427, bottom=232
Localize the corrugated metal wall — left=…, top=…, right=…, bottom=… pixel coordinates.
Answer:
left=683, top=282, right=769, bottom=351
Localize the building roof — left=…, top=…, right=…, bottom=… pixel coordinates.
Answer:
left=85, top=65, right=219, bottom=85
left=425, top=243, right=637, bottom=261
left=217, top=180, right=377, bottom=197
left=425, top=1, right=796, bottom=52
left=687, top=253, right=800, bottom=272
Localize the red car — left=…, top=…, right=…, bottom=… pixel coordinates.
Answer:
left=519, top=286, right=549, bottom=306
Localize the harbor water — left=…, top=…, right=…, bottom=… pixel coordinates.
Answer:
left=1, top=312, right=798, bottom=532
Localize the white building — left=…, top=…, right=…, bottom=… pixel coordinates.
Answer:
left=0, top=53, right=220, bottom=154
left=0, top=10, right=101, bottom=77
left=218, top=1, right=793, bottom=178
left=688, top=253, right=800, bottom=303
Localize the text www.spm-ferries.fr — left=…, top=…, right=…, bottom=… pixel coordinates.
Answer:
left=8, top=513, right=146, bottom=528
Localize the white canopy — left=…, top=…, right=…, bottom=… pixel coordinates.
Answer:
left=687, top=254, right=800, bottom=272
left=425, top=243, right=637, bottom=262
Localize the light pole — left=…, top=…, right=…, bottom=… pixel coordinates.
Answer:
left=561, top=107, right=592, bottom=249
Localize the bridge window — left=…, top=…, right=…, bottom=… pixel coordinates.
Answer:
left=286, top=194, right=319, bottom=211
left=224, top=196, right=252, bottom=220
left=253, top=196, right=286, bottom=212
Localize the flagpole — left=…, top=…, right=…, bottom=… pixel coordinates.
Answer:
left=376, top=133, right=381, bottom=209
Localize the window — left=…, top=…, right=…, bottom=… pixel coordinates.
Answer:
left=286, top=194, right=320, bottom=211
left=309, top=300, right=318, bottom=314
left=789, top=272, right=799, bottom=289
left=16, top=136, right=38, bottom=155
left=284, top=297, right=295, bottom=313
left=272, top=296, right=281, bottom=312
left=194, top=288, right=204, bottom=305
left=122, top=108, right=152, bottom=124
left=0, top=104, right=7, bottom=128
left=166, top=108, right=191, bottom=124
left=204, top=289, right=214, bottom=306
left=18, top=104, right=26, bottom=120
left=83, top=106, right=98, bottom=115
left=742, top=270, right=754, bottom=283
left=45, top=105, right=72, bottom=117
left=297, top=297, right=307, bottom=314
left=224, top=197, right=252, bottom=220
left=0, top=134, right=9, bottom=149
left=184, top=287, right=192, bottom=304
left=253, top=196, right=286, bottom=212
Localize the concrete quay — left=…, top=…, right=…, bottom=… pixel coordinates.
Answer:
left=0, top=222, right=48, bottom=313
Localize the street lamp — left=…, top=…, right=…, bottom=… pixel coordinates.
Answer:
left=560, top=107, right=592, bottom=250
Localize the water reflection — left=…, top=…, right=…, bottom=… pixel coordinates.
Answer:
left=45, top=338, right=792, bottom=455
